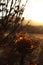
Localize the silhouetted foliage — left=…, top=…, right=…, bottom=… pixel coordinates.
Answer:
left=0, top=0, right=28, bottom=42
left=15, top=34, right=38, bottom=65
left=0, top=0, right=40, bottom=65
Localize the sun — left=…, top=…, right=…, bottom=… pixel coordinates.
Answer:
left=22, top=0, right=43, bottom=26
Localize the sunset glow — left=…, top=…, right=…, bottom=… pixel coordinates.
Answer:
left=22, top=0, right=43, bottom=25
left=0, top=0, right=43, bottom=25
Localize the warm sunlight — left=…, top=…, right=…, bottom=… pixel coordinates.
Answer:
left=22, top=0, right=43, bottom=26
left=0, top=0, right=43, bottom=25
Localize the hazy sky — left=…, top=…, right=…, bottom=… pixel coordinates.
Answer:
left=0, top=0, right=43, bottom=26
left=22, top=0, right=43, bottom=25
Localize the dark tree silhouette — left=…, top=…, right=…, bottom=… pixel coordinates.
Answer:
left=0, top=1, right=40, bottom=65
left=0, top=0, right=29, bottom=65
left=15, top=34, right=36, bottom=65
left=0, top=0, right=28, bottom=40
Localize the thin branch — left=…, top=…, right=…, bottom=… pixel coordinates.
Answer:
left=9, top=0, right=13, bottom=15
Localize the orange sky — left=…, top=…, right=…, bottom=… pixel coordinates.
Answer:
left=22, top=0, right=43, bottom=26
left=0, top=0, right=43, bottom=26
